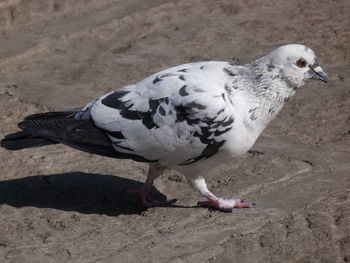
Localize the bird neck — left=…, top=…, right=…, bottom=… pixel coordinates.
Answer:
left=246, top=56, right=297, bottom=100
left=236, top=58, right=298, bottom=134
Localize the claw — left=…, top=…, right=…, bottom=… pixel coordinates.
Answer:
left=127, top=186, right=177, bottom=208
left=142, top=195, right=177, bottom=208
left=141, top=196, right=177, bottom=208
left=157, top=198, right=178, bottom=207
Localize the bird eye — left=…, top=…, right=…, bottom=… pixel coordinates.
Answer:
left=296, top=58, right=307, bottom=68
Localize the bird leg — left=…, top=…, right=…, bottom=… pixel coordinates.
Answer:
left=127, top=163, right=176, bottom=207
left=192, top=177, right=255, bottom=212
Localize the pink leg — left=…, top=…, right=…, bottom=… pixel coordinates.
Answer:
left=198, top=193, right=255, bottom=212
left=192, top=177, right=256, bottom=212
left=127, top=163, right=177, bottom=207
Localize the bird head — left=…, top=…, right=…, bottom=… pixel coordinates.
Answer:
left=268, top=44, right=328, bottom=88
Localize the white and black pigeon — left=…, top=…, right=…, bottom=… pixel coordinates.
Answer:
left=1, top=44, right=328, bottom=212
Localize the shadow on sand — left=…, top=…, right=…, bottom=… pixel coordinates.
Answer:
left=0, top=172, right=185, bottom=216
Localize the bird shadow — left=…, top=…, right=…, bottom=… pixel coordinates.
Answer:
left=0, top=172, right=189, bottom=216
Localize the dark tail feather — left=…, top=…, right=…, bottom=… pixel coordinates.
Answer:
left=1, top=111, right=152, bottom=162
left=1, top=130, right=58, bottom=150
left=1, top=111, right=74, bottom=150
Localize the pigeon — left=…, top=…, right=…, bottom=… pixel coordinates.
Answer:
left=1, top=44, right=328, bottom=212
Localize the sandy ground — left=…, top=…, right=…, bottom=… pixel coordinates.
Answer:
left=0, top=0, right=349, bottom=262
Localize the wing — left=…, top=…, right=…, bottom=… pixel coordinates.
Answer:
left=78, top=62, right=238, bottom=165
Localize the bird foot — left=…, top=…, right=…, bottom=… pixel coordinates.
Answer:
left=142, top=196, right=177, bottom=208
left=198, top=197, right=256, bottom=212
left=126, top=187, right=177, bottom=208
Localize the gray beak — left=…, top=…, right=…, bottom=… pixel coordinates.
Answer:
left=308, top=64, right=329, bottom=83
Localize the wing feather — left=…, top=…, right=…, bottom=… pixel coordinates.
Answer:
left=85, top=62, right=237, bottom=165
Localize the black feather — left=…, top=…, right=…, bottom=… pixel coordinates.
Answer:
left=2, top=111, right=157, bottom=163
left=1, top=131, right=57, bottom=150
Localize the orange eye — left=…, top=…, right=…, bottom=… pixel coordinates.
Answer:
left=296, top=58, right=307, bottom=68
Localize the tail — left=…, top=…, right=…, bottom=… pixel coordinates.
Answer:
left=1, top=130, right=58, bottom=150
left=1, top=111, right=152, bottom=162
left=1, top=111, right=76, bottom=150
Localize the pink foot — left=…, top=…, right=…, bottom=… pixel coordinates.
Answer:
left=126, top=186, right=177, bottom=208
left=198, top=197, right=256, bottom=212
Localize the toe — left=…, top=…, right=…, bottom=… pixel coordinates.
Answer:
left=142, top=197, right=177, bottom=208
left=234, top=198, right=256, bottom=208
left=197, top=200, right=234, bottom=212
left=197, top=200, right=213, bottom=207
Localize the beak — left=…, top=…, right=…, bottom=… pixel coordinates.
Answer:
left=308, top=63, right=329, bottom=83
